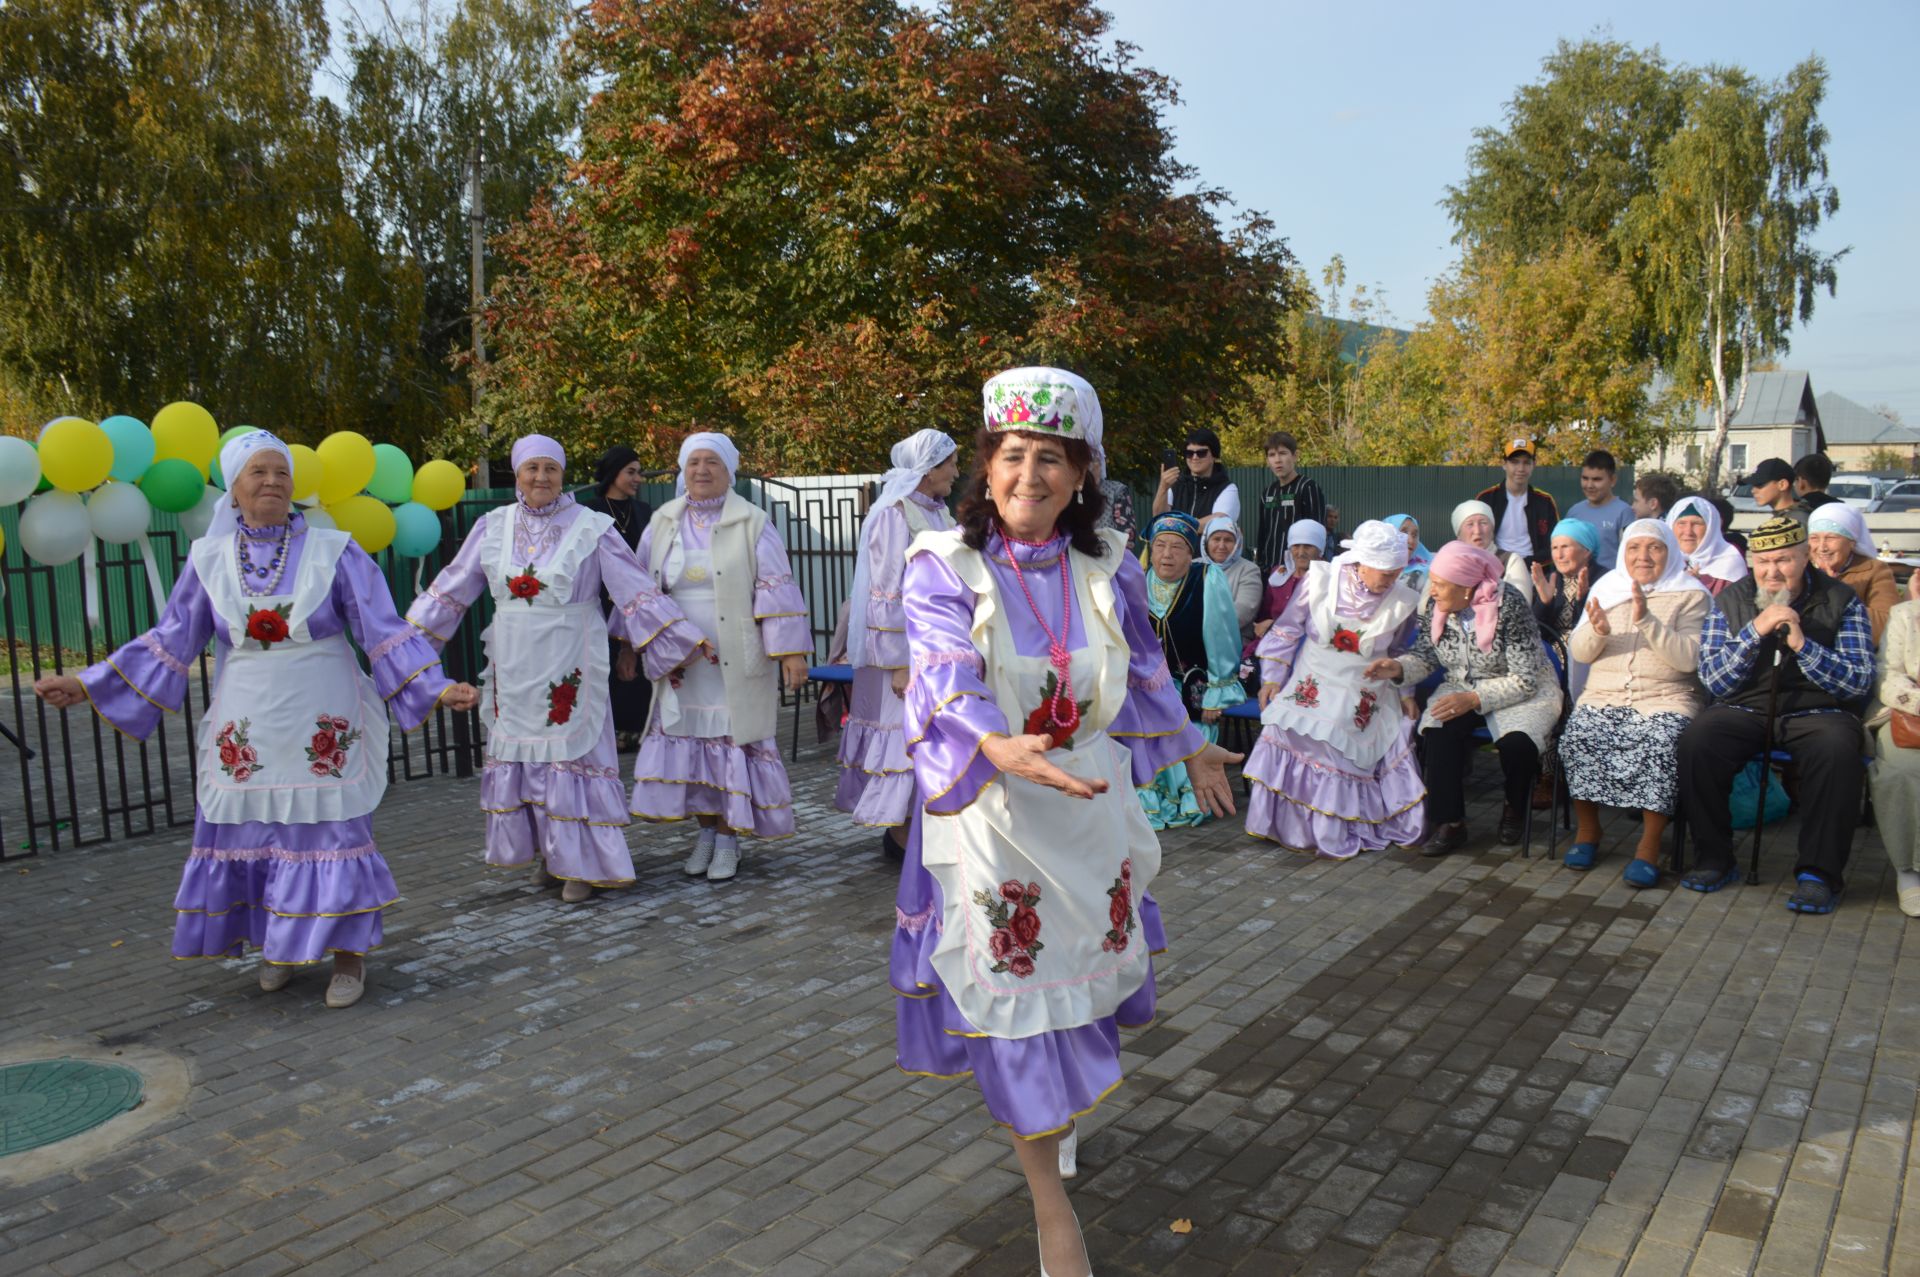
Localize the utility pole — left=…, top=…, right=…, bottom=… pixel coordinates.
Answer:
left=468, top=142, right=488, bottom=478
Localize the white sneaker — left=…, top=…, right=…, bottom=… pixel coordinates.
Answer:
left=1058, top=1123, right=1078, bottom=1179
left=707, top=835, right=740, bottom=882
left=684, top=828, right=717, bottom=876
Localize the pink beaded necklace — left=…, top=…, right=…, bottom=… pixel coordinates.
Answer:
left=998, top=522, right=1077, bottom=731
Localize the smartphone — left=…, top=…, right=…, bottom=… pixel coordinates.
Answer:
left=1160, top=448, right=1181, bottom=468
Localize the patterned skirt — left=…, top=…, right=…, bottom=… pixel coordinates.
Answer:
left=1559, top=704, right=1691, bottom=815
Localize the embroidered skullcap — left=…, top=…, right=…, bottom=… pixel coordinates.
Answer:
left=511, top=434, right=566, bottom=472
left=982, top=367, right=1103, bottom=468
left=1748, top=514, right=1807, bottom=554
left=1334, top=519, right=1410, bottom=572
left=1808, top=504, right=1878, bottom=558
left=1148, top=509, right=1201, bottom=555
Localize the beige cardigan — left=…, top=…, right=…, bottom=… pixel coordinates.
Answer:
left=1567, top=589, right=1710, bottom=719
left=1867, top=599, right=1920, bottom=731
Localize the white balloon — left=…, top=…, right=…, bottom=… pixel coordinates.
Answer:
left=86, top=481, right=153, bottom=544
left=179, top=485, right=224, bottom=539
left=0, top=436, right=40, bottom=505
left=18, top=491, right=92, bottom=566
left=302, top=508, right=337, bottom=531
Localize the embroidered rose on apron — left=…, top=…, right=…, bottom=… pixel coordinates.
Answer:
left=1103, top=859, right=1136, bottom=954
left=547, top=669, right=583, bottom=725
left=975, top=880, right=1045, bottom=978
left=304, top=714, right=361, bottom=778
left=245, top=605, right=291, bottom=648
left=215, top=719, right=259, bottom=782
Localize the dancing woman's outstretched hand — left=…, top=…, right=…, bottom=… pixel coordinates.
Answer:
left=981, top=733, right=1108, bottom=800
left=1188, top=742, right=1242, bottom=818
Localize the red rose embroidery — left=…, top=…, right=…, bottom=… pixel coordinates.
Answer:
left=1109, top=891, right=1131, bottom=929
left=214, top=719, right=259, bottom=782
left=1288, top=674, right=1322, bottom=708
left=231, top=765, right=252, bottom=782
left=973, top=879, right=1045, bottom=978
left=1102, top=860, right=1137, bottom=955
left=245, top=605, right=291, bottom=648
left=507, top=564, right=545, bottom=603
left=1353, top=690, right=1378, bottom=731
left=1021, top=669, right=1088, bottom=749
left=547, top=670, right=584, bottom=725
left=219, top=742, right=239, bottom=766
left=302, top=713, right=362, bottom=779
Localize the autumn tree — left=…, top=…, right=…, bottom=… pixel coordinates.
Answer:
left=476, top=0, right=1298, bottom=478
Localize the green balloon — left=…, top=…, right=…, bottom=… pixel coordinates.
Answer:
left=367, top=443, right=415, bottom=504
left=31, top=442, right=50, bottom=493
left=140, top=457, right=206, bottom=513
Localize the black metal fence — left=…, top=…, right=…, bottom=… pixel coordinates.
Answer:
left=1, top=475, right=874, bottom=860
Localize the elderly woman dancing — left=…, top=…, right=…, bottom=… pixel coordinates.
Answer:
left=892, top=367, right=1239, bottom=1277
left=631, top=432, right=813, bottom=881
left=408, top=435, right=707, bottom=904
left=1371, top=541, right=1562, bottom=855
left=836, top=428, right=959, bottom=856
left=1244, top=520, right=1426, bottom=857
left=35, top=431, right=477, bottom=1008
left=1558, top=519, right=1711, bottom=884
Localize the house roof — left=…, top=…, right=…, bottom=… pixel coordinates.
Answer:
left=1676, top=370, right=1826, bottom=451
left=1814, top=391, right=1920, bottom=448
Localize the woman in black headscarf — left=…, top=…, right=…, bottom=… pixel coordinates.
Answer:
left=580, top=446, right=655, bottom=749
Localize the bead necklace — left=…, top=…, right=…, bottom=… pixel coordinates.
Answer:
left=513, top=495, right=567, bottom=562
left=687, top=496, right=724, bottom=531
left=998, top=523, right=1077, bottom=725
left=236, top=521, right=292, bottom=597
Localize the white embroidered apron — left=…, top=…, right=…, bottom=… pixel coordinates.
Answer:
left=653, top=539, right=731, bottom=738
left=194, top=530, right=389, bottom=825
left=476, top=510, right=611, bottom=762
left=1260, top=563, right=1418, bottom=770
left=918, top=532, right=1161, bottom=1041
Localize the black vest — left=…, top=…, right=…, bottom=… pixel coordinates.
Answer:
left=1170, top=470, right=1230, bottom=519
left=1711, top=569, right=1864, bottom=714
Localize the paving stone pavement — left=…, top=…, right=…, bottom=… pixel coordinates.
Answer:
left=0, top=735, right=1915, bottom=1276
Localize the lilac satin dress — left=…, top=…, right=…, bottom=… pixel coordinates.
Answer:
left=80, top=515, right=452, bottom=964
left=836, top=492, right=951, bottom=827
left=1243, top=564, right=1426, bottom=857
left=630, top=497, right=812, bottom=837
left=409, top=498, right=704, bottom=885
left=893, top=532, right=1204, bottom=1137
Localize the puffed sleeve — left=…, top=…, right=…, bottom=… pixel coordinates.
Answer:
left=752, top=523, right=812, bottom=659
left=406, top=513, right=491, bottom=648
left=1256, top=583, right=1310, bottom=688
left=1104, top=554, right=1207, bottom=781
left=332, top=543, right=454, bottom=731
left=903, top=550, right=1006, bottom=815
left=860, top=505, right=913, bottom=670
left=595, top=526, right=704, bottom=678
left=77, top=558, right=219, bottom=741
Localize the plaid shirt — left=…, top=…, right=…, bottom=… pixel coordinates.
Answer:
left=1698, top=591, right=1875, bottom=709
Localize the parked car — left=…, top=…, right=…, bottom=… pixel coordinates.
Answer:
left=1827, top=473, right=1886, bottom=512
left=1884, top=479, right=1920, bottom=503
left=1724, top=481, right=1766, bottom=515
left=1880, top=491, right=1920, bottom=513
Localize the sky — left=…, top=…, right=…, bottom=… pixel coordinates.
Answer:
left=1096, top=0, right=1920, bottom=422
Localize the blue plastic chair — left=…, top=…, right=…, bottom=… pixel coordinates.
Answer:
left=790, top=664, right=855, bottom=760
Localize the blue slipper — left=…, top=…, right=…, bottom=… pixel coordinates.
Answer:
left=1786, top=872, right=1840, bottom=914
left=1622, top=859, right=1659, bottom=889
left=1681, top=865, right=1740, bottom=893
left=1563, top=843, right=1599, bottom=871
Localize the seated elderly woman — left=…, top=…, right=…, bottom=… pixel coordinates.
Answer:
left=1454, top=497, right=1533, bottom=604
left=1138, top=511, right=1244, bottom=827
left=1558, top=520, right=1712, bottom=885
left=1201, top=512, right=1264, bottom=643
left=1667, top=495, right=1749, bottom=595
left=1526, top=518, right=1600, bottom=809
left=1244, top=521, right=1425, bottom=857
left=1252, top=519, right=1327, bottom=643
left=1369, top=542, right=1562, bottom=854
left=1808, top=505, right=1899, bottom=642
left=1382, top=513, right=1433, bottom=597
left=1870, top=596, right=1920, bottom=916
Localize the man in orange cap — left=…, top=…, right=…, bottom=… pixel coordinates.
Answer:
left=1474, top=437, right=1560, bottom=573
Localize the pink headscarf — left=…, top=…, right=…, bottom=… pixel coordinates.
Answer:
left=1429, top=541, right=1505, bottom=651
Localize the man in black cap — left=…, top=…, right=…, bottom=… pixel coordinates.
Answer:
left=1154, top=426, right=1241, bottom=522
left=1674, top=514, right=1875, bottom=912
left=1744, top=458, right=1799, bottom=518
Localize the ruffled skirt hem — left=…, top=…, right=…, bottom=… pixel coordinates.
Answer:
left=1242, top=726, right=1426, bottom=857
left=629, top=732, right=796, bottom=839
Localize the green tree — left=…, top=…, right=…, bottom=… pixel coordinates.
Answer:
left=1624, top=59, right=1843, bottom=491
left=475, top=0, right=1297, bottom=479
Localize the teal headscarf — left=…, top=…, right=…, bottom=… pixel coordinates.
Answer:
left=1198, top=514, right=1249, bottom=725
left=1381, top=513, right=1432, bottom=568
left=1551, top=517, right=1600, bottom=558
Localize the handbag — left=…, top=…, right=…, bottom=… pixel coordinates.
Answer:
left=1893, top=710, right=1920, bottom=750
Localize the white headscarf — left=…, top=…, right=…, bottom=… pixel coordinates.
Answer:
left=1201, top=512, right=1244, bottom=563
left=1587, top=518, right=1711, bottom=611
left=1269, top=517, right=1328, bottom=586
left=1666, top=495, right=1748, bottom=582
left=1808, top=503, right=1879, bottom=559
left=846, top=430, right=957, bottom=667
left=206, top=430, right=295, bottom=542
left=1451, top=499, right=1495, bottom=537
left=1334, top=519, right=1411, bottom=572
left=675, top=431, right=741, bottom=496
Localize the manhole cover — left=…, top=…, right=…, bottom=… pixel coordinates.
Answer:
left=0, top=1060, right=144, bottom=1157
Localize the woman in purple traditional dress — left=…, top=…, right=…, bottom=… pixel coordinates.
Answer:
left=630, top=432, right=813, bottom=882
left=1242, top=519, right=1426, bottom=857
left=407, top=435, right=707, bottom=904
left=34, top=431, right=478, bottom=1009
left=835, top=428, right=959, bottom=858
left=892, top=368, right=1240, bottom=1277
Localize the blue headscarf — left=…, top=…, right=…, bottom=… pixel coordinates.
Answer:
left=1381, top=513, right=1432, bottom=567
left=1197, top=514, right=1250, bottom=725
left=1551, top=517, right=1601, bottom=559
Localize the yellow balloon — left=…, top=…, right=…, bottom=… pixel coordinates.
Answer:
left=150, top=401, right=220, bottom=479
left=288, top=444, right=324, bottom=501
left=40, top=418, right=113, bottom=492
left=411, top=458, right=468, bottom=512
left=326, top=494, right=396, bottom=554
left=316, top=431, right=376, bottom=505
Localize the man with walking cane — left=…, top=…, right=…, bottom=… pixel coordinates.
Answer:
left=1674, top=516, right=1876, bottom=912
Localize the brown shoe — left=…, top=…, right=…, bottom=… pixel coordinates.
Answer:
left=1420, top=822, right=1468, bottom=857
left=1498, top=804, right=1524, bottom=846
left=1531, top=771, right=1554, bottom=812
left=560, top=879, right=594, bottom=904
